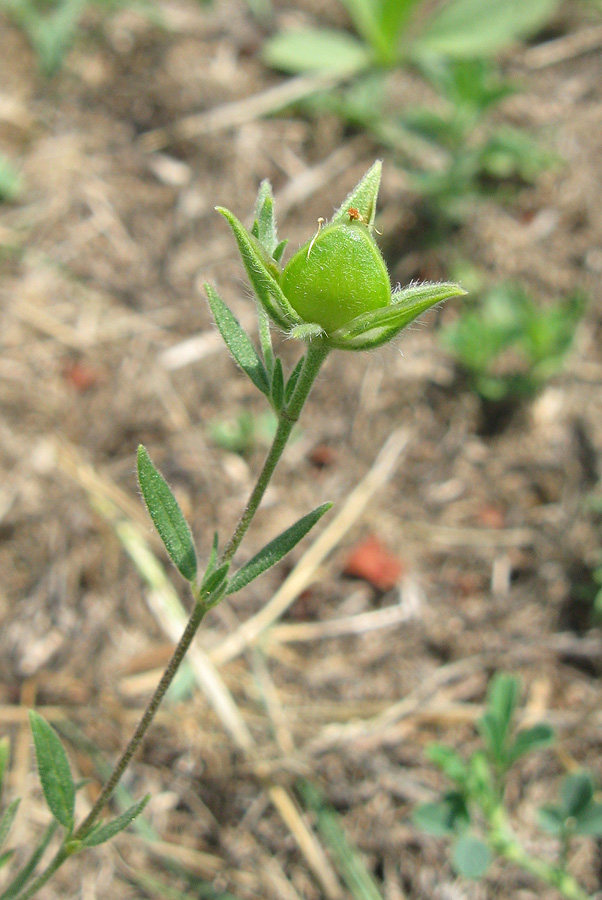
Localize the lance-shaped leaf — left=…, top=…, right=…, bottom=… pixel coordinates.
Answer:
left=327, top=282, right=467, bottom=350
left=271, top=358, right=284, bottom=412
left=205, top=284, right=270, bottom=397
left=29, top=711, right=75, bottom=830
left=331, top=160, right=382, bottom=228
left=137, top=445, right=197, bottom=583
left=285, top=354, right=305, bottom=403
left=216, top=207, right=303, bottom=332
left=227, top=502, right=332, bottom=595
left=82, top=795, right=150, bottom=848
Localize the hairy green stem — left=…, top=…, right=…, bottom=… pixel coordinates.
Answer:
left=13, top=340, right=329, bottom=900
left=220, top=340, right=329, bottom=565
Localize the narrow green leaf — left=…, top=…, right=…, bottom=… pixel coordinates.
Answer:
left=137, top=446, right=197, bottom=583
left=561, top=772, right=594, bottom=818
left=271, top=358, right=284, bottom=412
left=263, top=27, right=371, bottom=75
left=227, top=502, right=332, bottom=595
left=426, top=744, right=469, bottom=785
left=82, top=795, right=150, bottom=848
left=0, top=820, right=58, bottom=899
left=200, top=563, right=230, bottom=597
left=29, top=711, right=75, bottom=830
left=204, top=284, right=270, bottom=397
left=487, top=673, right=519, bottom=736
left=452, top=835, right=491, bottom=879
left=0, top=799, right=19, bottom=850
left=216, top=208, right=302, bottom=332
left=285, top=355, right=305, bottom=403
left=415, top=0, right=559, bottom=58
left=297, top=779, right=385, bottom=900
left=331, top=160, right=382, bottom=228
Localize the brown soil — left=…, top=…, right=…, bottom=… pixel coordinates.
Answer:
left=1, top=1, right=602, bottom=898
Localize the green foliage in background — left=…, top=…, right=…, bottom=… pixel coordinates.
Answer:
left=0, top=155, right=22, bottom=203
left=265, top=0, right=561, bottom=222
left=414, top=673, right=600, bottom=899
left=440, top=282, right=585, bottom=402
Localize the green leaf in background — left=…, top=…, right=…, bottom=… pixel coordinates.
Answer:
left=414, top=0, right=559, bottom=59
left=426, top=744, right=469, bottom=785
left=226, top=502, right=332, bottom=595
left=0, top=821, right=58, bottom=899
left=82, top=795, right=150, bottom=848
left=413, top=793, right=470, bottom=836
left=560, top=772, right=594, bottom=818
left=508, top=723, right=554, bottom=764
left=137, top=445, right=197, bottom=583
left=263, top=27, right=372, bottom=75
left=0, top=799, right=19, bottom=850
left=538, top=803, right=566, bottom=835
left=29, top=711, right=75, bottom=830
left=573, top=801, right=602, bottom=837
left=452, top=835, right=491, bottom=878
left=204, top=285, right=270, bottom=398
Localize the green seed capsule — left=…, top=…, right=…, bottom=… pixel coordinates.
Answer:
left=281, top=222, right=391, bottom=334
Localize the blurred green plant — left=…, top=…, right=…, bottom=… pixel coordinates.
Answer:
left=264, top=0, right=561, bottom=223
left=208, top=410, right=278, bottom=457
left=0, top=154, right=22, bottom=203
left=440, top=282, right=586, bottom=402
left=414, top=673, right=601, bottom=899
left=0, top=0, right=157, bottom=76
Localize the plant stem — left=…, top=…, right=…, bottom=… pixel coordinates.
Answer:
left=488, top=806, right=591, bottom=900
left=220, top=340, right=329, bottom=565
left=13, top=340, right=330, bottom=900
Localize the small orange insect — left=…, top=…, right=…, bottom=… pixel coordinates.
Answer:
left=347, top=207, right=382, bottom=233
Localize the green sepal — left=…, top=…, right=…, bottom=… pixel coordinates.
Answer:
left=204, top=284, right=270, bottom=397
left=285, top=355, right=305, bottom=403
left=216, top=207, right=303, bottom=331
left=81, top=795, right=150, bottom=848
left=227, top=502, right=332, bottom=595
left=327, top=282, right=466, bottom=350
left=137, top=446, right=197, bottom=583
left=29, top=711, right=75, bottom=830
left=331, top=160, right=382, bottom=228
left=0, top=799, right=19, bottom=850
left=254, top=179, right=279, bottom=257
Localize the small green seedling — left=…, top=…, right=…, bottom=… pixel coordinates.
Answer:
left=441, top=282, right=586, bottom=402
left=0, top=154, right=23, bottom=203
left=414, top=673, right=600, bottom=899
